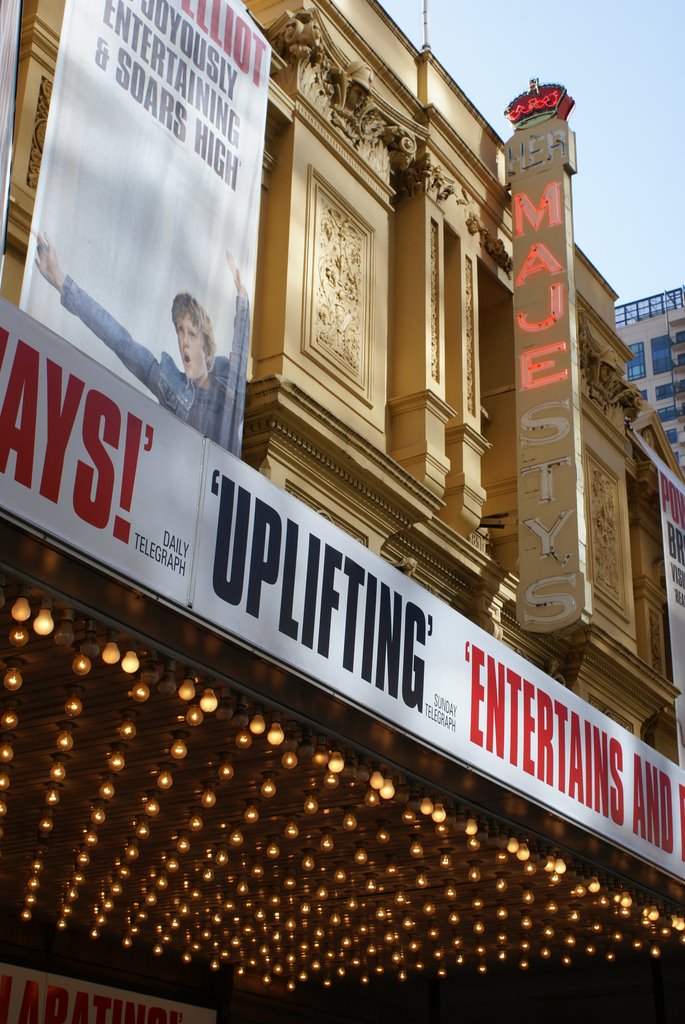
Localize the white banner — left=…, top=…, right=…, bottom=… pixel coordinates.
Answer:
left=0, top=297, right=202, bottom=606
left=0, top=0, right=21, bottom=281
left=0, top=962, right=216, bottom=1024
left=3, top=298, right=685, bottom=883
left=20, top=0, right=268, bottom=457
left=630, top=427, right=685, bottom=767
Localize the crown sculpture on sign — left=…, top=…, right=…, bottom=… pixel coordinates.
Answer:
left=504, top=79, right=575, bottom=130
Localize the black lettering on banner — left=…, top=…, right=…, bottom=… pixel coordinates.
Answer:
left=317, top=545, right=343, bottom=658
left=212, top=475, right=250, bottom=605
left=278, top=519, right=300, bottom=640
left=342, top=557, right=365, bottom=672
left=301, top=535, right=320, bottom=650
left=403, top=602, right=425, bottom=711
left=376, top=584, right=402, bottom=698
left=245, top=498, right=282, bottom=618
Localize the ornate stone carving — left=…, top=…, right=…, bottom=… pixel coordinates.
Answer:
left=578, top=311, right=642, bottom=424
left=269, top=10, right=416, bottom=181
left=395, top=153, right=455, bottom=205
left=588, top=460, right=622, bottom=604
left=27, top=76, right=52, bottom=189
left=470, top=587, right=503, bottom=640
left=314, top=193, right=365, bottom=375
left=589, top=696, right=633, bottom=733
left=465, top=255, right=475, bottom=416
left=466, top=213, right=512, bottom=276
left=430, top=220, right=439, bottom=383
left=648, top=607, right=663, bottom=673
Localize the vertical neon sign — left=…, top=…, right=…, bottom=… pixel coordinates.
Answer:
left=505, top=81, right=592, bottom=632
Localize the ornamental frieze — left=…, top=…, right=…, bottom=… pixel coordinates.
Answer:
left=578, top=311, right=642, bottom=425
left=268, top=9, right=417, bottom=181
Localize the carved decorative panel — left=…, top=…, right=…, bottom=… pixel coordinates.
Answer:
left=430, top=220, right=439, bottom=384
left=27, top=77, right=52, bottom=190
left=587, top=455, right=623, bottom=608
left=465, top=255, right=475, bottom=416
left=648, top=607, right=663, bottom=673
left=303, top=172, right=373, bottom=400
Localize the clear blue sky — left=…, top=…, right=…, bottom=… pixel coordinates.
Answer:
left=385, top=0, right=684, bottom=306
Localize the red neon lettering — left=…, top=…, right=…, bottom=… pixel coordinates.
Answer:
left=515, top=242, right=563, bottom=286
left=39, top=362, right=85, bottom=503
left=73, top=390, right=120, bottom=530
left=522, top=679, right=535, bottom=775
left=0, top=340, right=39, bottom=488
left=520, top=341, right=568, bottom=389
left=508, top=90, right=561, bottom=123
left=513, top=182, right=562, bottom=237
left=469, top=644, right=485, bottom=747
left=517, top=282, right=564, bottom=332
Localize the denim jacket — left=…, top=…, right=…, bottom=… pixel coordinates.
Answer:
left=61, top=276, right=249, bottom=455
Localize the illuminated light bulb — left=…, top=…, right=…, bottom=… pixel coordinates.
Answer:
left=0, top=736, right=13, bottom=763
left=464, top=817, right=479, bottom=836
left=365, top=787, right=380, bottom=807
left=177, top=674, right=196, bottom=701
left=0, top=704, right=18, bottom=731
left=354, top=844, right=368, bottom=865
left=188, top=811, right=203, bottom=832
left=53, top=609, right=75, bottom=647
left=108, top=746, right=125, bottom=772
left=342, top=810, right=357, bottom=831
left=186, top=704, right=203, bottom=726
left=98, top=775, right=115, bottom=800
left=176, top=831, right=190, bottom=854
left=587, top=876, right=601, bottom=893
left=72, top=651, right=91, bottom=676
left=516, top=843, right=530, bottom=861
left=121, top=649, right=139, bottom=674
left=38, top=811, right=53, bottom=833
left=409, top=839, right=424, bottom=858
left=90, top=801, right=106, bottom=825
left=156, top=765, right=173, bottom=790
left=84, top=826, right=98, bottom=846
left=3, top=662, right=23, bottom=692
left=303, top=792, right=318, bottom=815
left=217, top=757, right=234, bottom=781
left=45, top=783, right=61, bottom=806
left=376, top=823, right=390, bottom=844
left=418, top=794, right=433, bottom=816
left=266, top=838, right=280, bottom=859
left=165, top=854, right=179, bottom=873
left=170, top=734, right=188, bottom=759
left=444, top=881, right=458, bottom=900
left=56, top=725, right=74, bottom=752
left=118, top=715, right=137, bottom=740
left=496, top=905, right=508, bottom=921
left=260, top=774, right=276, bottom=799
left=555, top=857, right=567, bottom=874
left=199, top=688, right=218, bottom=714
left=101, top=632, right=121, bottom=665
left=431, top=802, right=446, bottom=823
left=0, top=768, right=9, bottom=790
left=327, top=750, right=345, bottom=774
left=235, top=728, right=252, bottom=749
left=33, top=598, right=54, bottom=636
left=468, top=863, right=481, bottom=883
left=249, top=710, right=266, bottom=735
left=129, top=680, right=150, bottom=703
left=243, top=801, right=259, bottom=824
left=523, top=860, right=537, bottom=876
left=506, top=835, right=519, bottom=853
left=64, top=689, right=83, bottom=717
left=201, top=785, right=216, bottom=808
left=284, top=820, right=299, bottom=839
left=12, top=589, right=31, bottom=622
left=301, top=849, right=316, bottom=872
left=229, top=827, right=243, bottom=847
left=9, top=624, right=29, bottom=648
left=380, top=777, right=396, bottom=800
left=546, top=899, right=558, bottom=914
left=144, top=793, right=160, bottom=816
left=323, top=770, right=339, bottom=789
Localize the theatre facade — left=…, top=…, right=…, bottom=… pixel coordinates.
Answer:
left=1, top=0, right=684, bottom=1020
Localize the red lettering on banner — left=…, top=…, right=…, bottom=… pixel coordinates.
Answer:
left=513, top=182, right=563, bottom=236
left=0, top=335, right=154, bottom=542
left=72, top=991, right=89, bottom=1024
left=148, top=1007, right=168, bottom=1024
left=0, top=340, right=39, bottom=487
left=554, top=699, right=568, bottom=793
left=44, top=985, right=68, bottom=1024
left=93, top=994, right=112, bottom=1024
left=680, top=785, right=685, bottom=860
left=583, top=720, right=593, bottom=809
left=610, top=738, right=624, bottom=825
left=39, top=361, right=85, bottom=503
left=515, top=242, right=563, bottom=285
left=505, top=669, right=521, bottom=766
left=485, top=656, right=505, bottom=758
left=183, top=0, right=268, bottom=86
left=469, top=644, right=485, bottom=747
left=537, top=689, right=554, bottom=785
left=0, top=975, right=12, bottom=1024
left=124, top=1001, right=146, bottom=1024
left=568, top=712, right=584, bottom=803
left=592, top=727, right=609, bottom=818
left=17, top=981, right=39, bottom=1024
left=661, top=471, right=685, bottom=526
left=522, top=679, right=535, bottom=775
left=633, top=754, right=674, bottom=852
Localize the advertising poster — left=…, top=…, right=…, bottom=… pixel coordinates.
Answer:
left=21, top=0, right=269, bottom=457
left=0, top=0, right=21, bottom=280
left=0, top=296, right=203, bottom=606
left=0, top=962, right=216, bottom=1024
left=631, top=427, right=685, bottom=766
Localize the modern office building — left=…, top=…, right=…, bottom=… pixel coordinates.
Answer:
left=617, top=287, right=685, bottom=465
left=0, top=1, right=684, bottom=1021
